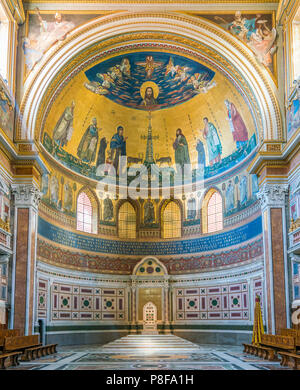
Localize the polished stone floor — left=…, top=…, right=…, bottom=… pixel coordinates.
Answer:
left=6, top=334, right=291, bottom=370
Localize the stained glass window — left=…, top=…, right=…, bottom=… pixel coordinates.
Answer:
left=162, top=201, right=181, bottom=239
left=118, top=202, right=136, bottom=239
left=207, top=191, right=223, bottom=233
left=77, top=192, right=92, bottom=233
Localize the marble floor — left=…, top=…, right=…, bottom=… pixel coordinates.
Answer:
left=6, top=334, right=292, bottom=370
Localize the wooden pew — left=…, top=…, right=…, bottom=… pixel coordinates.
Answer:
left=243, top=342, right=277, bottom=360
left=3, top=335, right=57, bottom=361
left=280, top=329, right=300, bottom=349
left=3, top=335, right=41, bottom=354
left=243, top=334, right=296, bottom=361
left=259, top=334, right=296, bottom=359
left=278, top=352, right=300, bottom=369
left=0, top=352, right=22, bottom=369
left=0, top=330, right=21, bottom=352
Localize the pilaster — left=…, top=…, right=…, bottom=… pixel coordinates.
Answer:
left=257, top=183, right=290, bottom=333
left=10, top=183, right=41, bottom=335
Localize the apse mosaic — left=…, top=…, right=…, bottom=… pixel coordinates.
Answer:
left=190, top=11, right=277, bottom=73
left=84, top=52, right=216, bottom=110
left=42, top=50, right=257, bottom=184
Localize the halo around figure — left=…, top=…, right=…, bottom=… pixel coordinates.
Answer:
left=140, top=81, right=160, bottom=99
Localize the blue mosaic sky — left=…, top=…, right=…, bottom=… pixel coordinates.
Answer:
left=85, top=51, right=215, bottom=110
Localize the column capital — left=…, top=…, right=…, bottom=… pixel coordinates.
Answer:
left=11, top=184, right=41, bottom=210
left=256, top=183, right=289, bottom=210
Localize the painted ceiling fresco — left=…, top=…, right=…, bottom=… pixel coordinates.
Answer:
left=23, top=11, right=103, bottom=77
left=189, top=12, right=277, bottom=73
left=42, top=51, right=257, bottom=183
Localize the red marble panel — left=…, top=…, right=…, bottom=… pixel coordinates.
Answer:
left=14, top=209, right=29, bottom=332
left=271, top=208, right=287, bottom=333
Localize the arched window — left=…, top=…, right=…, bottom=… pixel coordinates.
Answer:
left=118, top=202, right=136, bottom=239
left=162, top=201, right=181, bottom=239
left=77, top=192, right=93, bottom=233
left=202, top=189, right=223, bottom=234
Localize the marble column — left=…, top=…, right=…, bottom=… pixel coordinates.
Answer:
left=10, top=184, right=41, bottom=335
left=257, top=183, right=290, bottom=334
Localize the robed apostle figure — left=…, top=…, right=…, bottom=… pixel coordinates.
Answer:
left=144, top=199, right=155, bottom=225
left=202, top=117, right=222, bottom=166
left=77, top=117, right=99, bottom=163
left=103, top=195, right=113, bottom=221
left=53, top=101, right=75, bottom=147
left=225, top=100, right=248, bottom=149
left=173, top=128, right=190, bottom=168
left=96, top=137, right=108, bottom=167
left=110, top=126, right=127, bottom=174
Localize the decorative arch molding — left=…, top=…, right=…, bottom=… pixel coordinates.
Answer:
left=19, top=11, right=281, bottom=146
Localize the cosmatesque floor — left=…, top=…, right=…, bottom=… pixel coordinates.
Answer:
left=6, top=334, right=292, bottom=370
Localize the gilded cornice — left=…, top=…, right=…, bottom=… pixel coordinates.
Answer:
left=19, top=12, right=281, bottom=145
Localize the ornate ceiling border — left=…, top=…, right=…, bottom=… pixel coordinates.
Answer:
left=18, top=12, right=282, bottom=146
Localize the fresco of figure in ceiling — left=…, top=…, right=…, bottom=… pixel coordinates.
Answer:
left=84, top=52, right=216, bottom=110
left=22, top=10, right=102, bottom=76
left=42, top=50, right=257, bottom=183
left=191, top=12, right=277, bottom=72
left=0, top=76, right=14, bottom=140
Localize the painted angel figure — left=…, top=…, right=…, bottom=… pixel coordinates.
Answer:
left=248, top=20, right=277, bottom=67
left=96, top=73, right=115, bottom=89
left=188, top=72, right=216, bottom=93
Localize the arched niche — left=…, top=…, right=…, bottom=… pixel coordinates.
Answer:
left=131, top=256, right=170, bottom=333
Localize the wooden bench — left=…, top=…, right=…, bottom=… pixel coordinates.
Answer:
left=3, top=335, right=58, bottom=361
left=260, top=334, right=296, bottom=359
left=3, top=335, right=42, bottom=361
left=0, top=330, right=21, bottom=351
left=0, top=352, right=22, bottom=369
left=21, top=344, right=58, bottom=361
left=41, top=344, right=57, bottom=356
left=280, top=329, right=300, bottom=349
left=278, top=352, right=300, bottom=369
left=243, top=342, right=277, bottom=360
